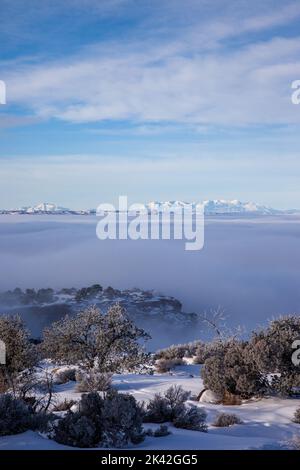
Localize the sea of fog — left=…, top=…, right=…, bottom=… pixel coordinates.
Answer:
left=0, top=214, right=300, bottom=340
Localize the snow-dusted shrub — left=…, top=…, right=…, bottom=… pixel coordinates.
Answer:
left=173, top=405, right=207, bottom=432
left=248, top=316, right=300, bottom=396
left=193, top=340, right=228, bottom=364
left=54, top=392, right=104, bottom=447
left=143, top=394, right=172, bottom=423
left=155, top=345, right=187, bottom=360
left=54, top=368, right=77, bottom=384
left=0, top=394, right=32, bottom=436
left=212, top=412, right=242, bottom=427
left=186, top=340, right=206, bottom=357
left=76, top=392, right=103, bottom=441
left=54, top=390, right=144, bottom=448
left=201, top=340, right=265, bottom=399
left=75, top=370, right=112, bottom=392
left=201, top=355, right=226, bottom=397
left=164, top=385, right=190, bottom=417
left=101, top=390, right=145, bottom=446
left=143, top=386, right=190, bottom=423
left=155, top=341, right=204, bottom=361
left=153, top=424, right=171, bottom=437
left=193, top=343, right=208, bottom=364
left=0, top=393, right=54, bottom=436
left=42, top=304, right=149, bottom=372
left=54, top=412, right=99, bottom=448
left=249, top=316, right=300, bottom=372
left=293, top=407, right=300, bottom=424
left=155, top=358, right=184, bottom=373
left=194, top=339, right=232, bottom=365
left=271, top=372, right=300, bottom=397
left=0, top=315, right=37, bottom=388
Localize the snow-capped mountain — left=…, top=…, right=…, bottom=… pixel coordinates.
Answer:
left=1, top=200, right=296, bottom=215
left=6, top=203, right=95, bottom=215
left=146, top=200, right=281, bottom=215
left=202, top=199, right=279, bottom=215
left=22, top=203, right=69, bottom=214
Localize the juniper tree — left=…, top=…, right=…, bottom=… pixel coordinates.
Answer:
left=0, top=315, right=37, bottom=390
left=42, top=304, right=150, bottom=372
left=247, top=316, right=300, bottom=395
left=201, top=339, right=265, bottom=399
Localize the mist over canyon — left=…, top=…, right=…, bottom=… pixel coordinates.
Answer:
left=0, top=213, right=300, bottom=346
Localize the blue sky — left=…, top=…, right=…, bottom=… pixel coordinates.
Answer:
left=0, top=0, right=300, bottom=209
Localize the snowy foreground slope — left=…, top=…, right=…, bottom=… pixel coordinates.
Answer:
left=0, top=363, right=299, bottom=451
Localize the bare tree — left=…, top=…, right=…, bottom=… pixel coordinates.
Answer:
left=199, top=307, right=244, bottom=340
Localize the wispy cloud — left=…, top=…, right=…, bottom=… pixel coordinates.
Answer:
left=4, top=31, right=300, bottom=126
left=1, top=0, right=300, bottom=207
left=2, top=1, right=300, bottom=127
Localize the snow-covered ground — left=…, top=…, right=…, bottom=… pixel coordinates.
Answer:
left=0, top=363, right=299, bottom=450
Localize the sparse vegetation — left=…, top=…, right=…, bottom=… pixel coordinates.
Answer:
left=200, top=316, right=300, bottom=400
left=173, top=406, right=207, bottom=431
left=143, top=385, right=206, bottom=431
left=212, top=413, right=243, bottom=427
left=0, top=393, right=54, bottom=436
left=143, top=393, right=171, bottom=423
left=155, top=341, right=204, bottom=362
left=0, top=294, right=298, bottom=449
left=53, top=390, right=144, bottom=448
left=53, top=412, right=98, bottom=448
left=155, top=358, right=184, bottom=373
left=0, top=394, right=32, bottom=436
left=14, top=367, right=56, bottom=413
left=143, top=385, right=190, bottom=423
left=75, top=370, right=112, bottom=392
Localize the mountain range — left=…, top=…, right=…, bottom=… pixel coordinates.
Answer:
left=0, top=200, right=298, bottom=215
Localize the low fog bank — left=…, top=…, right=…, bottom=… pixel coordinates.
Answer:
left=0, top=214, right=300, bottom=342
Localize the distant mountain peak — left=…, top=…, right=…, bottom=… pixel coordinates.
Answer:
left=18, top=202, right=71, bottom=214
left=145, top=199, right=281, bottom=215
left=1, top=200, right=297, bottom=215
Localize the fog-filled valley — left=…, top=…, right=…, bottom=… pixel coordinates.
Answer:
left=0, top=214, right=299, bottom=345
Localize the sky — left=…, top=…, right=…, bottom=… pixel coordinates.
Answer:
left=0, top=0, right=300, bottom=209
